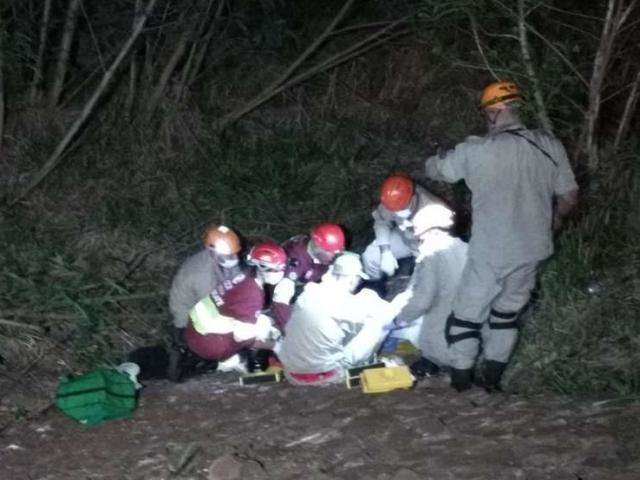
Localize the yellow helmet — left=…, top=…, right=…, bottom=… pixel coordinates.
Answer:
left=480, top=81, right=522, bottom=108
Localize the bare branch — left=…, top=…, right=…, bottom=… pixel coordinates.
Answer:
left=614, top=68, right=640, bottom=150
left=469, top=13, right=499, bottom=81
left=11, top=0, right=159, bottom=205
left=80, top=0, right=106, bottom=73
left=525, top=23, right=589, bottom=88
left=29, top=0, right=52, bottom=102
left=517, top=0, right=553, bottom=132
left=216, top=0, right=358, bottom=130
left=49, top=0, right=83, bottom=107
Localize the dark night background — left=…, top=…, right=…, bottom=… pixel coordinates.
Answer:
left=1, top=0, right=639, bottom=398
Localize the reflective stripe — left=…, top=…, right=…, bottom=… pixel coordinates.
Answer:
left=189, top=295, right=234, bottom=335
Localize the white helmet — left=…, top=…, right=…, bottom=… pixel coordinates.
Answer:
left=331, top=252, right=369, bottom=279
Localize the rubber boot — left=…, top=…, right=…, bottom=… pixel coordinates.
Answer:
left=450, top=368, right=473, bottom=392
left=244, top=348, right=262, bottom=373
left=167, top=345, right=184, bottom=383
left=410, top=357, right=441, bottom=379
left=481, top=360, right=506, bottom=393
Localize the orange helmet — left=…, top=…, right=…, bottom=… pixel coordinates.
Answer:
left=380, top=175, right=414, bottom=212
left=480, top=81, right=522, bottom=108
left=202, top=225, right=241, bottom=255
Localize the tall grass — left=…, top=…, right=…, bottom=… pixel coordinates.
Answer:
left=508, top=141, right=640, bottom=395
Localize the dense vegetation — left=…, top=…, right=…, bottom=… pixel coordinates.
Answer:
left=0, top=0, right=638, bottom=396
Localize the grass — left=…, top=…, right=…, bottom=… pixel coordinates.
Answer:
left=1, top=56, right=638, bottom=397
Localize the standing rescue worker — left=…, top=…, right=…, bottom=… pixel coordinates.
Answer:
left=277, top=252, right=396, bottom=386
left=271, top=223, right=346, bottom=328
left=423, top=81, right=579, bottom=392
left=184, top=241, right=286, bottom=373
left=362, top=174, right=453, bottom=282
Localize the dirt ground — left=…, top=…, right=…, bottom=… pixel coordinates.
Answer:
left=1, top=370, right=640, bottom=480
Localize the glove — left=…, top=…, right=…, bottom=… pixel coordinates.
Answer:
left=380, top=249, right=399, bottom=277
left=273, top=278, right=296, bottom=304
left=168, top=325, right=187, bottom=349
left=253, top=314, right=275, bottom=342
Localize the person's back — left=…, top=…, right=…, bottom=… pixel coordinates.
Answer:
left=278, top=282, right=346, bottom=375
left=460, top=126, right=572, bottom=265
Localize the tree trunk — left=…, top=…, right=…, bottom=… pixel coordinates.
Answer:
left=614, top=69, right=640, bottom=150
left=125, top=0, right=142, bottom=119
left=146, top=17, right=192, bottom=115
left=0, top=8, right=5, bottom=151
left=517, top=0, right=553, bottom=133
left=49, top=0, right=83, bottom=107
left=29, top=0, right=52, bottom=103
left=12, top=0, right=158, bottom=205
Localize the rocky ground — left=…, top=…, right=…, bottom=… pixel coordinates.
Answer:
left=1, top=370, right=640, bottom=480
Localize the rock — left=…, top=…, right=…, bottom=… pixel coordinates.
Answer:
left=391, top=468, right=422, bottom=480
left=208, top=454, right=243, bottom=480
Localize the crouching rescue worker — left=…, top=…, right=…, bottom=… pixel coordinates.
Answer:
left=168, top=225, right=245, bottom=380
left=389, top=204, right=468, bottom=380
left=362, top=174, right=453, bottom=286
left=277, top=252, right=396, bottom=386
left=184, top=241, right=287, bottom=374
left=424, top=81, right=579, bottom=392
left=271, top=222, right=346, bottom=328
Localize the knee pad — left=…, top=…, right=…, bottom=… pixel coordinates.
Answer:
left=445, top=313, right=482, bottom=346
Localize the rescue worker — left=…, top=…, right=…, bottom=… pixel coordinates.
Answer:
left=184, top=241, right=286, bottom=374
left=389, top=204, right=468, bottom=379
left=423, top=80, right=579, bottom=392
left=277, top=252, right=396, bottom=386
left=362, top=174, right=453, bottom=283
left=271, top=222, right=346, bottom=328
left=167, top=225, right=244, bottom=380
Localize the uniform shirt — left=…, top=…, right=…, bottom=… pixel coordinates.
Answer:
left=278, top=281, right=396, bottom=374
left=424, top=124, right=578, bottom=265
left=372, top=184, right=452, bottom=254
left=169, top=250, right=223, bottom=328
left=282, top=235, right=329, bottom=283
left=185, top=274, right=265, bottom=360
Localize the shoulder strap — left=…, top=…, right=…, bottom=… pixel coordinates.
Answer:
left=503, top=128, right=558, bottom=167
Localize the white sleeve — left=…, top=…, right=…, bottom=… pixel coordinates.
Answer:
left=372, top=206, right=394, bottom=246
left=342, top=321, right=386, bottom=366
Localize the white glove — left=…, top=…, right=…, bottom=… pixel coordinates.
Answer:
left=273, top=278, right=296, bottom=304
left=380, top=249, right=399, bottom=276
left=397, top=219, right=413, bottom=232
left=253, top=314, right=274, bottom=342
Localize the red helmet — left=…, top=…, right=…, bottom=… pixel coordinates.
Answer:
left=380, top=175, right=414, bottom=212
left=247, top=242, right=287, bottom=271
left=311, top=223, right=345, bottom=253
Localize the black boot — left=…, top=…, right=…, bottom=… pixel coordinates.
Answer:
left=480, top=360, right=507, bottom=393
left=450, top=368, right=473, bottom=392
left=167, top=344, right=184, bottom=383
left=243, top=348, right=263, bottom=373
left=410, top=357, right=441, bottom=379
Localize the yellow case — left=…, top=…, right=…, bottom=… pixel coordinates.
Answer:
left=361, top=366, right=414, bottom=394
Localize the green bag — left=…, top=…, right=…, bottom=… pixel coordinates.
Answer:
left=55, top=368, right=138, bottom=426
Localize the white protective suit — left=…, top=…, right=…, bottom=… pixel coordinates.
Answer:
left=277, top=279, right=396, bottom=382
left=362, top=184, right=453, bottom=280
left=424, top=123, right=578, bottom=367
left=391, top=229, right=469, bottom=369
